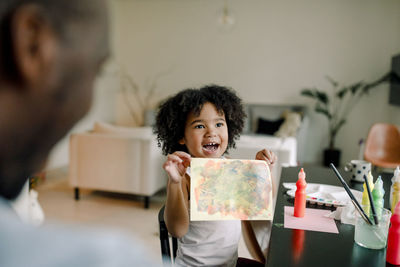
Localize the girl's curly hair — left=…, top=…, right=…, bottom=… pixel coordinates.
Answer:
left=153, top=85, right=246, bottom=155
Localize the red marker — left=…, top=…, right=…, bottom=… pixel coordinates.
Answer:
left=387, top=202, right=400, bottom=265
left=294, top=168, right=307, bottom=217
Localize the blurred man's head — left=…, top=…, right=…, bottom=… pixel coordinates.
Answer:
left=0, top=0, right=109, bottom=199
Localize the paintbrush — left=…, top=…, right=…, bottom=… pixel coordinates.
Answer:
left=329, top=163, right=373, bottom=225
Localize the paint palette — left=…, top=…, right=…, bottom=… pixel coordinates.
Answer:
left=283, top=183, right=362, bottom=207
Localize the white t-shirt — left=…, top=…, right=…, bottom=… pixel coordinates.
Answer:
left=174, top=168, right=241, bottom=267
left=175, top=220, right=241, bottom=267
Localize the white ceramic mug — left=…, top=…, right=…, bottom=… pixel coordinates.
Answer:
left=344, top=160, right=371, bottom=182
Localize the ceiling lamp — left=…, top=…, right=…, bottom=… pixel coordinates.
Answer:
left=217, top=0, right=235, bottom=32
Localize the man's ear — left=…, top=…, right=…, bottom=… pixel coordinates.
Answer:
left=11, top=5, right=57, bottom=87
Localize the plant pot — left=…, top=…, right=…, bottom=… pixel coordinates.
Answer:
left=323, top=148, right=341, bottom=167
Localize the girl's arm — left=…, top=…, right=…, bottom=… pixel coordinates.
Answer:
left=164, top=152, right=191, bottom=238
left=241, top=221, right=266, bottom=263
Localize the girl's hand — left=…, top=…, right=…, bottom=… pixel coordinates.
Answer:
left=255, top=149, right=277, bottom=165
left=163, top=151, right=191, bottom=184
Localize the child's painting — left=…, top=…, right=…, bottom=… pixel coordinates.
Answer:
left=190, top=158, right=273, bottom=221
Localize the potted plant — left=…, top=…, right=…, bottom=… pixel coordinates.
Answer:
left=300, top=72, right=394, bottom=167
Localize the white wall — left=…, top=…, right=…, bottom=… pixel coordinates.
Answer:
left=46, top=70, right=119, bottom=169
left=46, top=0, right=400, bottom=169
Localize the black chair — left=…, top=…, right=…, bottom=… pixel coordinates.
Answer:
left=158, top=205, right=178, bottom=265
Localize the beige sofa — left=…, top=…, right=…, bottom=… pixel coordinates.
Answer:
left=69, top=122, right=167, bottom=208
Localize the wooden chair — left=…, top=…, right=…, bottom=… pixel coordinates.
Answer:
left=364, top=123, right=400, bottom=169
left=158, top=205, right=177, bottom=265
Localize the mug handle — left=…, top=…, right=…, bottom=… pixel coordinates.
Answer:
left=344, top=162, right=353, bottom=172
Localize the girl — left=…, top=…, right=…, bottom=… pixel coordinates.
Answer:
left=154, top=85, right=276, bottom=266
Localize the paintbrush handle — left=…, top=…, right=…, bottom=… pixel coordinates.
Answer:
left=351, top=199, right=373, bottom=225
left=330, top=163, right=373, bottom=225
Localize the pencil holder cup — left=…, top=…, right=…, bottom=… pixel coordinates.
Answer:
left=354, top=206, right=391, bottom=249
left=344, top=160, right=371, bottom=182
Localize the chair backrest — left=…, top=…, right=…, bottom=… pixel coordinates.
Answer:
left=158, top=205, right=178, bottom=265
left=364, top=123, right=400, bottom=168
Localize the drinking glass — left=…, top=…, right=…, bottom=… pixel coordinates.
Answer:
left=354, top=207, right=391, bottom=249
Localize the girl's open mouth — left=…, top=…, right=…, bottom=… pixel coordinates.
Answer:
left=202, top=142, right=220, bottom=152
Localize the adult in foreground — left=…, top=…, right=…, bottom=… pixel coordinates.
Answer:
left=0, top=0, right=159, bottom=266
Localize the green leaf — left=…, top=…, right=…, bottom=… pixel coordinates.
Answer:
left=301, top=89, right=329, bottom=105
left=349, top=81, right=363, bottom=95
left=362, top=84, right=371, bottom=94
left=363, top=72, right=393, bottom=94
left=315, top=105, right=332, bottom=119
left=336, top=87, right=348, bottom=99
left=300, top=89, right=316, bottom=98
left=325, top=76, right=338, bottom=88
left=315, top=91, right=329, bottom=105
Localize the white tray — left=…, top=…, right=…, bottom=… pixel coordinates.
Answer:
left=283, top=182, right=362, bottom=207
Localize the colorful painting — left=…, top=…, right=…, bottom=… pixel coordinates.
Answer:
left=190, top=158, right=273, bottom=221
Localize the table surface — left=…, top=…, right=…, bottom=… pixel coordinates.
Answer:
left=265, top=165, right=397, bottom=267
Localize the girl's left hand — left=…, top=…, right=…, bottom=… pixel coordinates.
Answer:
left=255, top=149, right=277, bottom=165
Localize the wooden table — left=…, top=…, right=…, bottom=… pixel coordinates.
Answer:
left=265, top=166, right=396, bottom=267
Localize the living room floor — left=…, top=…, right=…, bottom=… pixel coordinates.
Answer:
left=36, top=168, right=251, bottom=265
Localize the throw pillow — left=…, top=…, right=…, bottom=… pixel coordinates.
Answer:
left=256, top=117, right=285, bottom=135
left=275, top=111, right=302, bottom=138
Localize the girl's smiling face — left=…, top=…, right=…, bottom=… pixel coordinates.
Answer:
left=179, top=102, right=228, bottom=158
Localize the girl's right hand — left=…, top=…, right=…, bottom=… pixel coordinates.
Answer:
left=163, top=151, right=191, bottom=184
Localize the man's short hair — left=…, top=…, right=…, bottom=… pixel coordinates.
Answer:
left=0, top=0, right=103, bottom=82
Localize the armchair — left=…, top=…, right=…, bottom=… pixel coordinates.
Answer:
left=69, top=122, right=167, bottom=208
